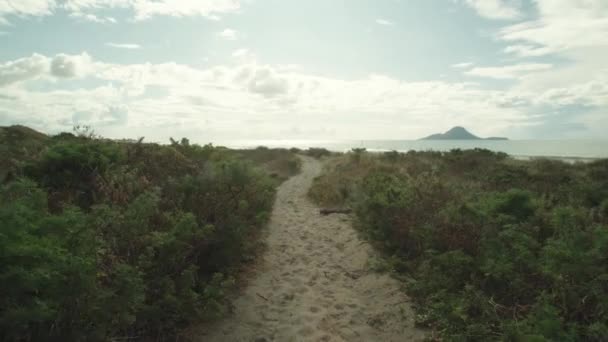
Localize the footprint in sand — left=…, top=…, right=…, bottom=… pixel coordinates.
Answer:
left=297, top=326, right=315, bottom=337
left=309, top=306, right=321, bottom=313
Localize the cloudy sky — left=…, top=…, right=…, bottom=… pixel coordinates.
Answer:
left=0, top=0, right=607, bottom=141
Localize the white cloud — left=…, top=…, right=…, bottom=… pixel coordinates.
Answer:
left=500, top=0, right=608, bottom=57
left=503, top=44, right=553, bottom=57
left=375, top=18, right=394, bottom=26
left=461, top=0, right=522, bottom=20
left=131, top=0, right=241, bottom=20
left=0, top=52, right=95, bottom=86
left=50, top=52, right=93, bottom=78
left=469, top=0, right=608, bottom=126
left=0, top=53, right=49, bottom=86
left=465, top=63, right=553, bottom=79
left=2, top=51, right=607, bottom=139
left=217, top=28, right=238, bottom=40
left=0, top=52, right=543, bottom=139
left=61, top=0, right=131, bottom=12
left=71, top=104, right=129, bottom=126
left=534, top=78, right=608, bottom=108
left=232, top=49, right=249, bottom=57
left=451, top=62, right=474, bottom=69
left=69, top=12, right=116, bottom=23
left=105, top=42, right=142, bottom=49
left=0, top=0, right=56, bottom=22
left=245, top=66, right=288, bottom=97
left=1, top=0, right=241, bottom=23
left=231, top=48, right=255, bottom=63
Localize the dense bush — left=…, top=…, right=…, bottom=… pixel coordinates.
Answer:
left=230, top=146, right=301, bottom=183
left=0, top=127, right=299, bottom=341
left=304, top=147, right=333, bottom=159
left=310, top=149, right=608, bottom=341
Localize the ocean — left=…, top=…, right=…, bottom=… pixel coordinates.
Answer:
left=216, top=140, right=608, bottom=160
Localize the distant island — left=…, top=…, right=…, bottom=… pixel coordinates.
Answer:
left=420, top=126, right=508, bottom=140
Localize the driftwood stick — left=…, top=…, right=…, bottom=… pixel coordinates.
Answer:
left=256, top=293, right=269, bottom=301
left=336, top=264, right=360, bottom=280
left=319, top=208, right=352, bottom=215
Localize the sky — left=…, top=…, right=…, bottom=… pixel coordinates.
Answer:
left=0, top=0, right=607, bottom=141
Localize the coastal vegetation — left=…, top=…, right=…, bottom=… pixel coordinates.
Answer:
left=309, top=148, right=608, bottom=341
left=4, top=124, right=607, bottom=341
left=0, top=125, right=300, bottom=341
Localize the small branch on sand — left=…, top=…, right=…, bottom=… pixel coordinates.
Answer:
left=319, top=208, right=352, bottom=215
left=391, top=299, right=411, bottom=306
left=256, top=293, right=269, bottom=301
left=336, top=264, right=360, bottom=280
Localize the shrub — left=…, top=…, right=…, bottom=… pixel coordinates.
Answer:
left=310, top=149, right=608, bottom=340
left=305, top=147, right=332, bottom=159
left=486, top=189, right=537, bottom=223
left=0, top=128, right=298, bottom=341
left=349, top=148, right=367, bottom=164
left=230, top=147, right=301, bottom=183
left=25, top=140, right=125, bottom=209
left=0, top=179, right=100, bottom=341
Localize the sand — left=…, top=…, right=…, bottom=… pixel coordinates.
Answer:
left=200, top=156, right=426, bottom=342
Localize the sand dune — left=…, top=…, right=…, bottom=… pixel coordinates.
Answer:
left=201, top=156, right=426, bottom=341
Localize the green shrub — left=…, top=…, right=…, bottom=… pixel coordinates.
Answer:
left=486, top=189, right=537, bottom=223
left=25, top=140, right=125, bottom=209
left=230, top=147, right=301, bottom=183
left=310, top=149, right=608, bottom=341
left=0, top=128, right=298, bottom=341
left=350, top=148, right=367, bottom=164
left=0, top=179, right=101, bottom=341
left=355, top=172, right=416, bottom=245
left=600, top=199, right=608, bottom=219
left=305, top=147, right=332, bottom=159
left=382, top=150, right=401, bottom=163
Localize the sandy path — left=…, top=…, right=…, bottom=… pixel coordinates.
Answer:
left=201, top=156, right=426, bottom=342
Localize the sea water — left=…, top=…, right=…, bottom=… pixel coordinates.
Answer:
left=216, top=140, right=608, bottom=160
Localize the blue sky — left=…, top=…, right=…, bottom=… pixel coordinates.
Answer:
left=0, top=0, right=607, bottom=141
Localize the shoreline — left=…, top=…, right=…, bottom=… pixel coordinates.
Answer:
left=228, top=145, right=606, bottom=163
